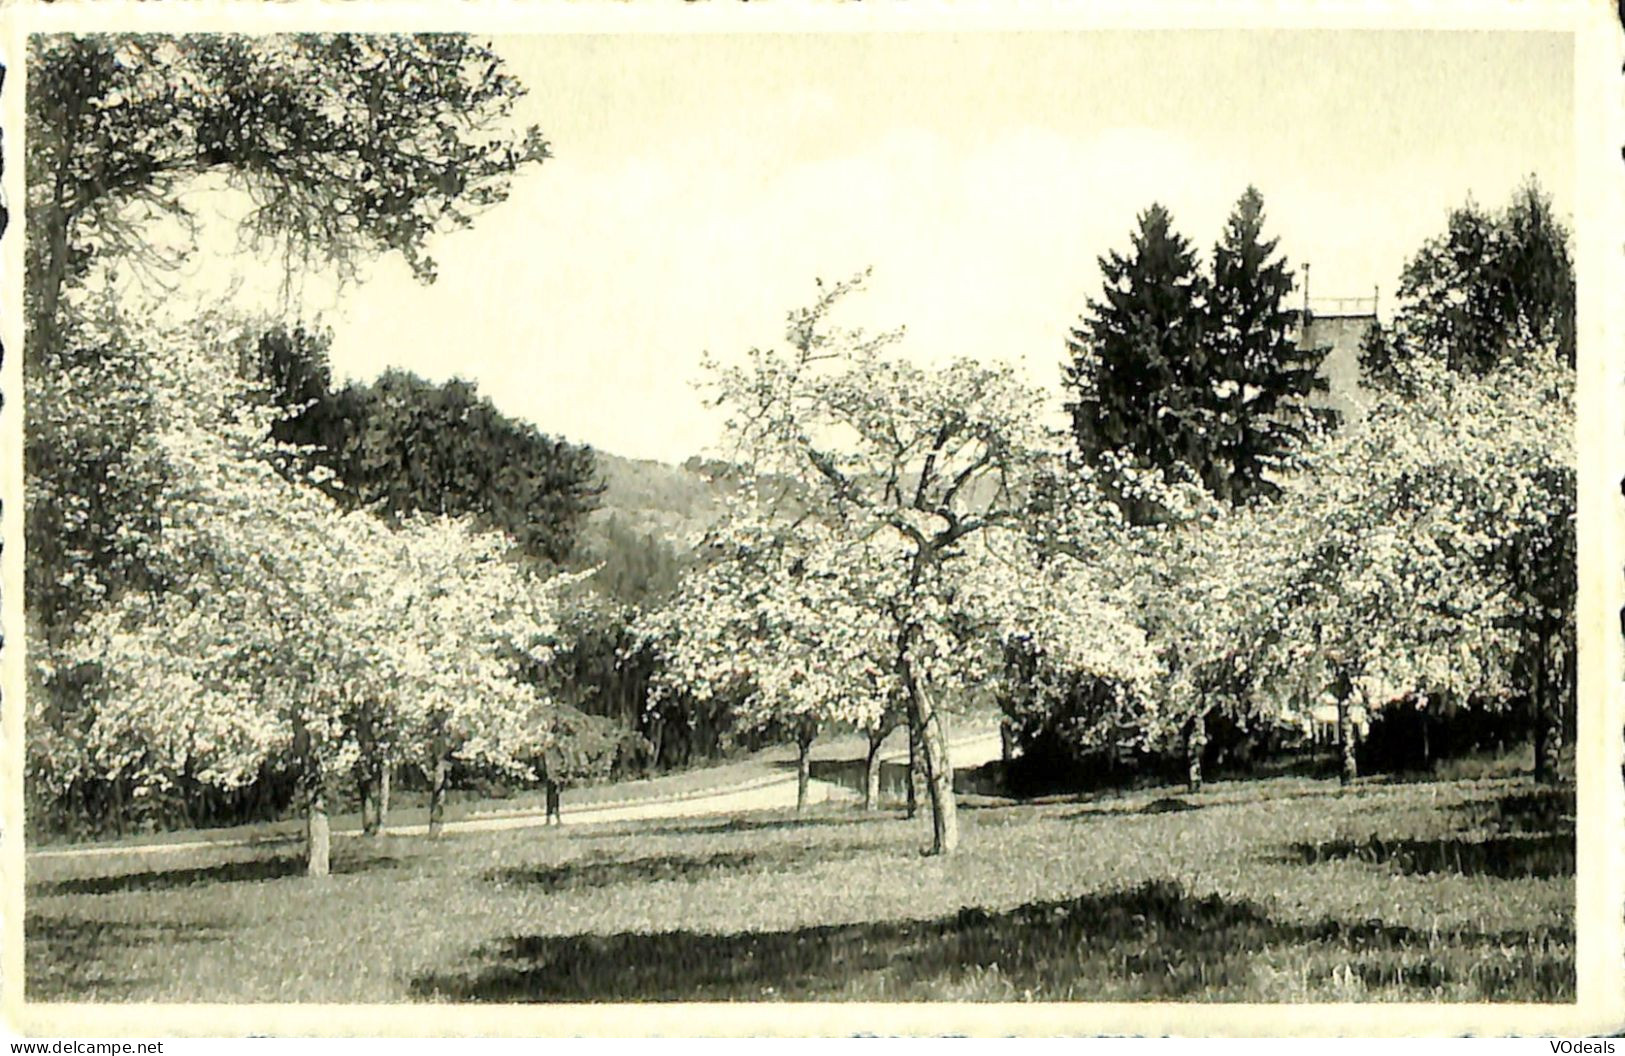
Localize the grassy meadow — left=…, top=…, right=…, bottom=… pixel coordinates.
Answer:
left=26, top=765, right=1572, bottom=1004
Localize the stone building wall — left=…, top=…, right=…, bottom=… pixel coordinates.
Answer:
left=1290, top=310, right=1377, bottom=425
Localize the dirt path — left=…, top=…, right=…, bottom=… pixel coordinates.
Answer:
left=27, top=730, right=1005, bottom=860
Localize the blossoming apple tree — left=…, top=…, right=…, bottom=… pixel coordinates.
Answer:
left=1122, top=500, right=1288, bottom=791
left=64, top=313, right=584, bottom=872
left=638, top=504, right=899, bottom=812
left=682, top=273, right=1152, bottom=853
left=384, top=516, right=593, bottom=837
left=964, top=525, right=1161, bottom=769
left=1251, top=350, right=1573, bottom=782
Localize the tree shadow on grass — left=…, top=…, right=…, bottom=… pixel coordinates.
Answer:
left=410, top=880, right=1573, bottom=1003
left=1450, top=786, right=1575, bottom=835
left=1052, top=797, right=1204, bottom=823
left=1288, top=833, right=1574, bottom=880
left=1290, top=784, right=1575, bottom=881
left=1043, top=781, right=1376, bottom=826
left=29, top=852, right=400, bottom=896
left=576, top=813, right=885, bottom=842
left=489, top=850, right=757, bottom=892
left=714, top=813, right=889, bottom=834
left=26, top=915, right=227, bottom=1000
left=488, top=842, right=879, bottom=893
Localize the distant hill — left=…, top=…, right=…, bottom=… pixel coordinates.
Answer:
left=584, top=449, right=1009, bottom=552
left=587, top=451, right=732, bottom=548
left=568, top=452, right=733, bottom=606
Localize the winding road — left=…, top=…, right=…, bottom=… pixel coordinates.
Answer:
left=27, top=730, right=1006, bottom=861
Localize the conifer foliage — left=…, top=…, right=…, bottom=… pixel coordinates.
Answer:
left=1205, top=187, right=1337, bottom=503
left=1064, top=189, right=1334, bottom=517
left=1064, top=203, right=1209, bottom=521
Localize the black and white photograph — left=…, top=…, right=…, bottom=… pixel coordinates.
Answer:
left=5, top=1, right=1620, bottom=1038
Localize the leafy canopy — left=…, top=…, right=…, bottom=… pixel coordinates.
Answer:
left=249, top=326, right=602, bottom=565
left=1361, top=177, right=1575, bottom=385
left=50, top=310, right=587, bottom=807
left=27, top=33, right=549, bottom=360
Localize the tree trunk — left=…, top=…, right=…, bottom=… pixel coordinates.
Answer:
left=1000, top=720, right=1015, bottom=764
left=864, top=728, right=886, bottom=812
left=427, top=753, right=448, bottom=839
left=906, top=720, right=926, bottom=819
left=648, top=718, right=665, bottom=770
left=359, top=770, right=378, bottom=836
left=1533, top=628, right=1561, bottom=783
left=31, top=101, right=81, bottom=369
left=901, top=646, right=958, bottom=854
left=795, top=728, right=814, bottom=813
left=1186, top=712, right=1207, bottom=794
left=1563, top=634, right=1578, bottom=746
left=306, top=765, right=331, bottom=878
left=1337, top=696, right=1358, bottom=786
left=34, top=216, right=68, bottom=364
left=1531, top=701, right=1547, bottom=779
left=376, top=765, right=391, bottom=834
left=915, top=699, right=959, bottom=855
left=545, top=779, right=561, bottom=825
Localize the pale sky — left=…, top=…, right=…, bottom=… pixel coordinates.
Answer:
left=171, top=30, right=1575, bottom=464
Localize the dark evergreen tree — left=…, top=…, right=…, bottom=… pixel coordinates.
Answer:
left=1065, top=192, right=1337, bottom=515
left=1204, top=186, right=1338, bottom=503
left=1063, top=203, right=1210, bottom=523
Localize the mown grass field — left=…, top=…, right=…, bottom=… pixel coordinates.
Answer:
left=26, top=772, right=1573, bottom=1004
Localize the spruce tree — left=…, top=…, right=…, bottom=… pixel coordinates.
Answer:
left=1063, top=203, right=1210, bottom=523
left=1205, top=186, right=1338, bottom=503
left=1064, top=190, right=1336, bottom=516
